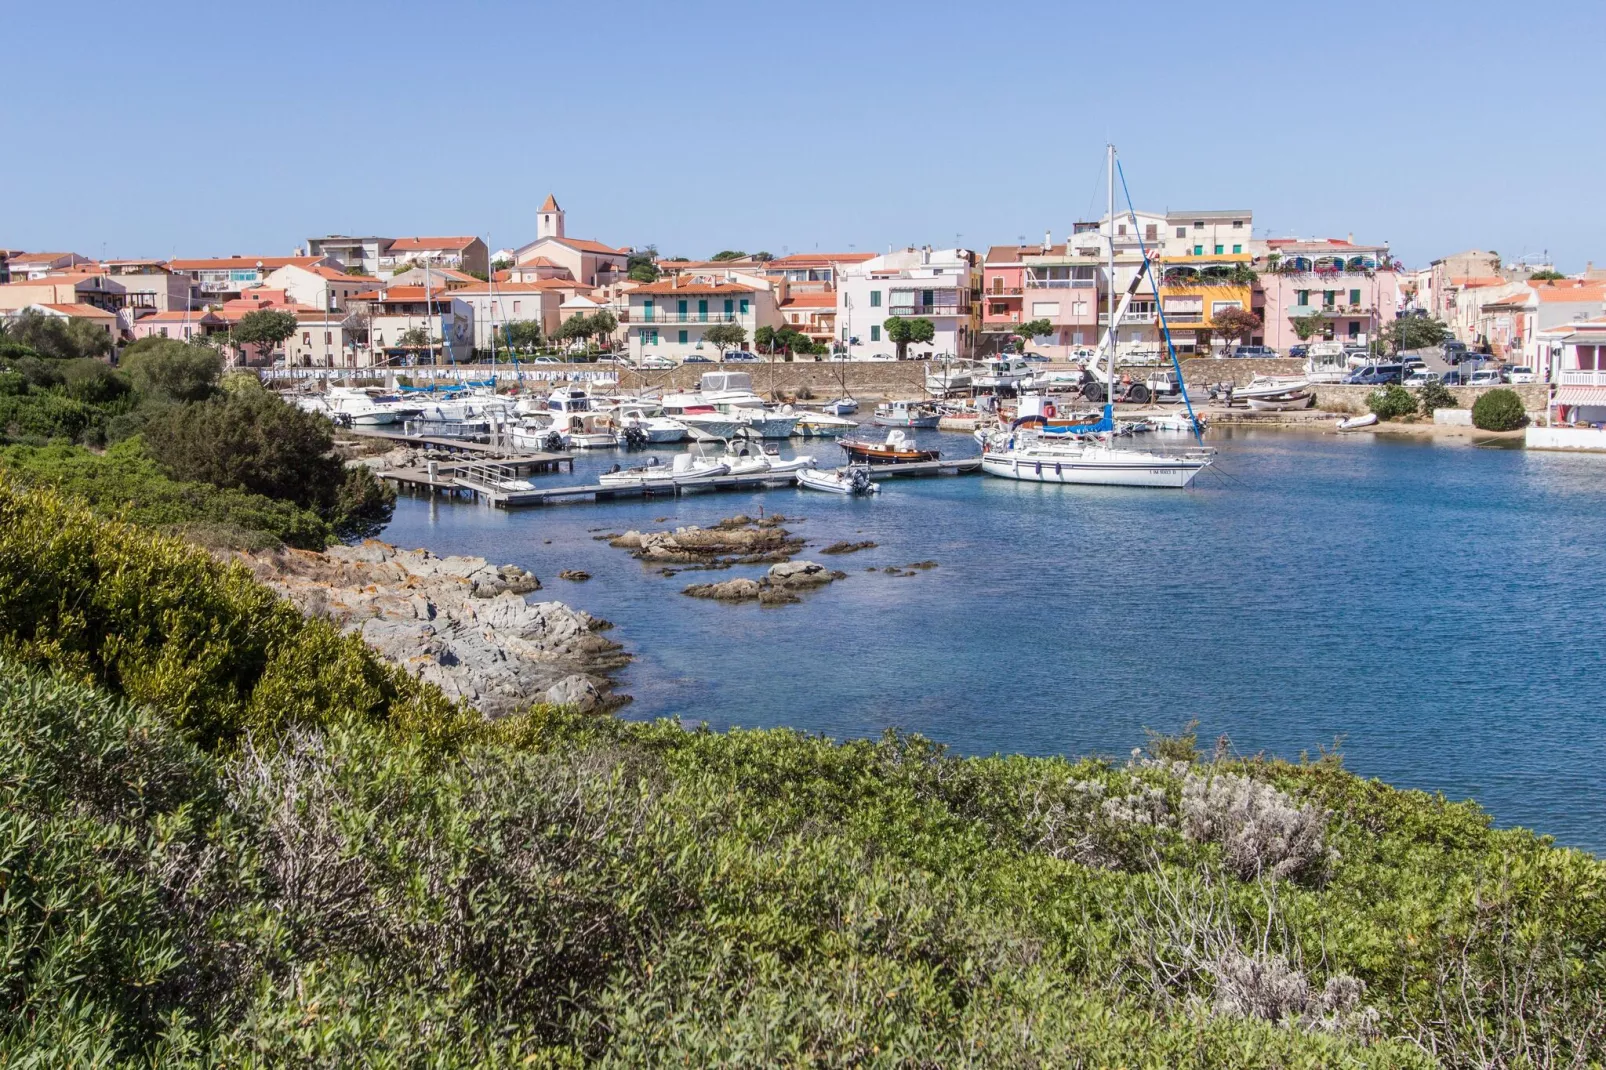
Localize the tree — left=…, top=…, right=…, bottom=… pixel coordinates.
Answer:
left=1212, top=307, right=1263, bottom=349
left=1291, top=310, right=1328, bottom=342
left=1015, top=319, right=1053, bottom=345
left=553, top=315, right=592, bottom=351
left=344, top=265, right=370, bottom=276
left=502, top=320, right=543, bottom=354
left=491, top=256, right=514, bottom=273
left=752, top=251, right=774, bottom=262
left=396, top=326, right=431, bottom=356
left=710, top=250, right=746, bottom=262
left=142, top=389, right=393, bottom=540
left=626, top=246, right=659, bottom=283
left=587, top=310, right=618, bottom=350
left=883, top=316, right=935, bottom=359
left=1529, top=270, right=1566, bottom=281
left=1381, top=316, right=1450, bottom=354
left=231, top=309, right=298, bottom=365
left=702, top=323, right=747, bottom=357
left=120, top=340, right=222, bottom=403
left=2, top=308, right=112, bottom=360
left=754, top=326, right=777, bottom=355
left=1471, top=388, right=1527, bottom=431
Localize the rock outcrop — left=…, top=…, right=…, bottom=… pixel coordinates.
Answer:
left=682, top=560, right=844, bottom=606
left=236, top=541, right=627, bottom=717
left=608, top=521, right=804, bottom=566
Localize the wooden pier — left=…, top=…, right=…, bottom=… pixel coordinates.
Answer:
left=392, top=455, right=981, bottom=508
left=348, top=427, right=575, bottom=469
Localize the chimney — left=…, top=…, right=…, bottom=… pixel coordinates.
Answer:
left=1347, top=232, right=1354, bottom=244
left=1045, top=229, right=1052, bottom=249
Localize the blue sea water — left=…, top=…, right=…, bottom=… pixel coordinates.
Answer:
left=381, top=427, right=1606, bottom=853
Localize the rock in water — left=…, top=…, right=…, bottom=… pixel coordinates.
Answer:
left=234, top=540, right=624, bottom=718
left=558, top=570, right=591, bottom=582
left=767, top=561, right=841, bottom=588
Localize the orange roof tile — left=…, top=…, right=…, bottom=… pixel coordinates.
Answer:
left=170, top=255, right=323, bottom=272
left=779, top=292, right=837, bottom=308
left=139, top=308, right=225, bottom=322
left=448, top=281, right=559, bottom=295
left=37, top=303, right=116, bottom=318
left=539, top=193, right=560, bottom=212
left=518, top=256, right=561, bottom=268
left=1531, top=281, right=1606, bottom=303
left=389, top=236, right=477, bottom=252
left=765, top=252, right=876, bottom=266
left=1449, top=275, right=1507, bottom=288
left=629, top=280, right=757, bottom=295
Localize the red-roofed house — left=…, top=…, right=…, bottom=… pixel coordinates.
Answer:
left=380, top=236, right=488, bottom=278
left=261, top=263, right=379, bottom=312
left=624, top=277, right=780, bottom=362
left=351, top=287, right=473, bottom=365
left=758, top=252, right=875, bottom=293
left=386, top=265, right=480, bottom=291
left=448, top=281, right=566, bottom=352
left=777, top=289, right=837, bottom=346
left=4, top=252, right=92, bottom=280
left=17, top=303, right=119, bottom=348
left=1259, top=238, right=1398, bottom=349
left=1529, top=318, right=1606, bottom=448
left=170, top=255, right=333, bottom=300
left=1477, top=280, right=1606, bottom=362
left=129, top=307, right=229, bottom=344
left=513, top=195, right=631, bottom=286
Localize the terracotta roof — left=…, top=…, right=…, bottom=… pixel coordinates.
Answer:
left=1449, top=275, right=1506, bottom=288
left=765, top=252, right=875, bottom=266
left=310, top=265, right=378, bottom=282
left=629, top=280, right=756, bottom=295
left=779, top=292, right=837, bottom=308
left=539, top=193, right=560, bottom=212
left=357, top=286, right=452, bottom=302
left=557, top=236, right=629, bottom=255
left=170, top=255, right=323, bottom=271
left=519, top=256, right=561, bottom=268
left=985, top=245, right=1024, bottom=263
left=449, top=281, right=559, bottom=295
left=36, top=303, right=116, bottom=319
left=389, top=236, right=478, bottom=252
left=6, top=252, right=78, bottom=264
left=1530, top=281, right=1606, bottom=303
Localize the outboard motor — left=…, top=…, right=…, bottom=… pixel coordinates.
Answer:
left=544, top=430, right=566, bottom=452
left=848, top=466, right=873, bottom=494
left=622, top=425, right=649, bottom=450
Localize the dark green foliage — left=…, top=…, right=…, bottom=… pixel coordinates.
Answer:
left=710, top=249, right=746, bottom=261
left=1529, top=269, right=1567, bottom=281
left=1472, top=387, right=1528, bottom=431
left=119, top=339, right=222, bottom=403
left=1016, top=317, right=1054, bottom=340
left=1416, top=379, right=1457, bottom=414
left=0, top=440, right=333, bottom=548
left=884, top=315, right=936, bottom=358
left=0, top=370, right=26, bottom=395
left=0, top=307, right=113, bottom=359
left=1382, top=316, right=1451, bottom=352
left=230, top=308, right=297, bottom=362
left=331, top=464, right=397, bottom=542
left=0, top=490, right=1602, bottom=1067
left=1367, top=384, right=1417, bottom=420
left=60, top=357, right=130, bottom=404
left=502, top=319, right=543, bottom=352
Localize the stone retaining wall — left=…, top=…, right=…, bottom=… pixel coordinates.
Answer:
left=1308, top=383, right=1549, bottom=415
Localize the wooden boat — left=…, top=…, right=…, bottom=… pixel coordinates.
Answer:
left=839, top=428, right=940, bottom=465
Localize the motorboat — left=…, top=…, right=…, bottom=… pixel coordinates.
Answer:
left=796, top=464, right=878, bottom=495
left=1151, top=411, right=1210, bottom=434
left=794, top=410, right=856, bottom=437
left=925, top=359, right=978, bottom=395
left=1244, top=391, right=1315, bottom=411
left=973, top=356, right=1033, bottom=391
left=840, top=428, right=940, bottom=465
left=675, top=409, right=742, bottom=440
left=324, top=387, right=416, bottom=426
left=1234, top=375, right=1311, bottom=402
left=1336, top=412, right=1379, bottom=431
left=732, top=406, right=800, bottom=439
left=598, top=453, right=730, bottom=490
left=872, top=400, right=940, bottom=428
left=722, top=437, right=818, bottom=476
left=980, top=431, right=1213, bottom=488
left=614, top=406, right=689, bottom=444
left=509, top=419, right=567, bottom=452
left=559, top=412, right=619, bottom=449
left=823, top=397, right=859, bottom=415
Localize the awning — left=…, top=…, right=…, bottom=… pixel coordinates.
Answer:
left=1554, top=386, right=1606, bottom=406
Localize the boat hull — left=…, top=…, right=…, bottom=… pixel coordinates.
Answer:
left=872, top=415, right=941, bottom=429
left=841, top=444, right=941, bottom=464
left=1244, top=393, right=1314, bottom=411
left=981, top=453, right=1208, bottom=488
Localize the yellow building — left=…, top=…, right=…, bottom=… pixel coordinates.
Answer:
left=1156, top=252, right=1257, bottom=353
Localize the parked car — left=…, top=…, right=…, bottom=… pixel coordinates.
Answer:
left=683, top=355, right=713, bottom=364
left=1442, top=340, right=1469, bottom=364
left=1231, top=345, right=1278, bottom=359
left=1402, top=358, right=1427, bottom=372
left=1343, top=363, right=1406, bottom=385
left=1020, top=352, right=1051, bottom=363
left=1469, top=368, right=1503, bottom=386
left=1288, top=344, right=1310, bottom=359
left=529, top=356, right=562, bottom=364
left=865, top=352, right=897, bottom=362
left=1508, top=366, right=1537, bottom=384
left=1438, top=369, right=1463, bottom=386
left=721, top=351, right=758, bottom=363
left=638, top=355, right=674, bottom=370
left=1403, top=369, right=1441, bottom=386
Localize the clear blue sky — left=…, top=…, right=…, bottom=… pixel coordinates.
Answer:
left=3, top=1, right=1601, bottom=271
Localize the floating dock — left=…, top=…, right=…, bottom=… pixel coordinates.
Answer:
left=388, top=456, right=981, bottom=508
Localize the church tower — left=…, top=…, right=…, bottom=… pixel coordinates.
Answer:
left=537, top=193, right=565, bottom=240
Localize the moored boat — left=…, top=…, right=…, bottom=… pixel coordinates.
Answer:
left=1336, top=412, right=1379, bottom=431
left=840, top=428, right=941, bottom=465
left=794, top=410, right=856, bottom=437
left=872, top=400, right=940, bottom=428
left=598, top=453, right=730, bottom=489
left=796, top=464, right=878, bottom=495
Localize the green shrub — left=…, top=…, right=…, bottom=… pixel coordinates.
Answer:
left=0, top=439, right=332, bottom=548
left=1366, top=383, right=1416, bottom=420
left=120, top=340, right=222, bottom=403
left=0, top=371, right=27, bottom=396
left=1472, top=387, right=1527, bottom=430
left=0, top=390, right=99, bottom=443
left=59, top=357, right=130, bottom=404
left=1415, top=379, right=1456, bottom=414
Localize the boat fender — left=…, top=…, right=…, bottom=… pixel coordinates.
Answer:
left=1043, top=402, right=1056, bottom=419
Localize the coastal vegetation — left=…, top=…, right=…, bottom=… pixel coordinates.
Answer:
left=1382, top=316, right=1451, bottom=353
left=1366, top=383, right=1418, bottom=420
left=1, top=482, right=1603, bottom=1066
left=0, top=331, right=392, bottom=547
left=1472, top=387, right=1528, bottom=431
left=883, top=315, right=936, bottom=359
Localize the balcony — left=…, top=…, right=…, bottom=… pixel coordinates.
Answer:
left=1290, top=305, right=1374, bottom=318
left=1023, top=278, right=1096, bottom=290
left=889, top=305, right=969, bottom=318
left=1100, top=311, right=1158, bottom=324
left=985, top=287, right=1024, bottom=296
left=634, top=312, right=740, bottom=324
left=1561, top=370, right=1606, bottom=386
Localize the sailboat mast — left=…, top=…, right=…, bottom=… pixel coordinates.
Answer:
left=1106, top=143, right=1115, bottom=406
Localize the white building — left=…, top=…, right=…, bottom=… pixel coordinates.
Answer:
left=835, top=247, right=976, bottom=359
left=283, top=308, right=363, bottom=368
left=263, top=263, right=381, bottom=312
left=354, top=286, right=474, bottom=365
left=1162, top=210, right=1256, bottom=259
left=449, top=281, right=566, bottom=353
left=512, top=195, right=631, bottom=287
left=305, top=235, right=392, bottom=276
left=624, top=278, right=780, bottom=363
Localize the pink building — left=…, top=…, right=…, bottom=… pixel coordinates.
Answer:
left=1258, top=239, right=1398, bottom=350
left=130, top=308, right=228, bottom=343
left=981, top=242, right=1099, bottom=356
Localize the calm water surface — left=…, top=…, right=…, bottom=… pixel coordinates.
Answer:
left=382, top=427, right=1606, bottom=852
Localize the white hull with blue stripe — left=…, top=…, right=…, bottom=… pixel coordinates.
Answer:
left=980, top=442, right=1211, bottom=488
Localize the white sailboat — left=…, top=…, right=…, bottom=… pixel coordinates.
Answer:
left=980, top=144, right=1214, bottom=490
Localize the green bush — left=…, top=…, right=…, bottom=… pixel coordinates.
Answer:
left=1366, top=383, right=1416, bottom=420
left=119, top=339, right=222, bottom=403
left=1415, top=379, right=1456, bottom=414
left=1472, top=387, right=1527, bottom=430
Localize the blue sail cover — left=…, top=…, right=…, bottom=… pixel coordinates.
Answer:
left=1036, top=404, right=1114, bottom=436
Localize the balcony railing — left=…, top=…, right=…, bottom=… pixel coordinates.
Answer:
left=1561, top=370, right=1606, bottom=386
left=889, top=305, right=969, bottom=318
left=986, top=287, right=1024, bottom=296
left=1023, top=278, right=1094, bottom=289
left=635, top=312, right=740, bottom=324
left=1291, top=305, right=1373, bottom=317
left=1100, top=311, right=1158, bottom=324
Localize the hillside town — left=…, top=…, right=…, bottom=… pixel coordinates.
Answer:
left=4, top=194, right=1601, bottom=382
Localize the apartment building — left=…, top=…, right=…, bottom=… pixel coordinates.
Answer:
left=448, top=281, right=567, bottom=352
left=624, top=277, right=780, bottom=362
left=263, top=262, right=380, bottom=311
left=380, top=236, right=489, bottom=278
left=1259, top=239, right=1398, bottom=349
left=170, top=255, right=331, bottom=301
left=354, top=286, right=474, bottom=364
left=836, top=247, right=976, bottom=359
left=1162, top=210, right=1255, bottom=259
left=306, top=235, right=392, bottom=276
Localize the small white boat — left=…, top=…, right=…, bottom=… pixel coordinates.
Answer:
left=794, top=410, right=857, bottom=437
left=796, top=464, right=878, bottom=495
left=615, top=406, right=690, bottom=444
left=973, top=356, right=1032, bottom=391
left=823, top=397, right=859, bottom=415
left=733, top=407, right=800, bottom=439
left=872, top=400, right=940, bottom=428
left=722, top=438, right=818, bottom=476
left=676, top=410, right=742, bottom=440
left=1244, top=391, right=1315, bottom=411
left=1150, top=411, right=1210, bottom=434
left=1336, top=412, right=1379, bottom=431
left=598, top=453, right=730, bottom=489
left=980, top=430, right=1213, bottom=489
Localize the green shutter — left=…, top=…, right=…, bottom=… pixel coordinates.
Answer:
left=1232, top=244, right=1242, bottom=254
left=678, top=330, right=687, bottom=344
left=739, top=298, right=749, bottom=314
left=1350, top=289, right=1362, bottom=305
left=870, top=325, right=880, bottom=342
left=870, top=290, right=881, bottom=307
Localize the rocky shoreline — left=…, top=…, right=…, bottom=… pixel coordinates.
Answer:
left=234, top=541, right=628, bottom=717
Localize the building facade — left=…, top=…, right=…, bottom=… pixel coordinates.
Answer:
left=836, top=248, right=976, bottom=360
left=624, top=278, right=779, bottom=363
left=306, top=235, right=392, bottom=276
left=512, top=195, right=631, bottom=287
left=380, top=237, right=489, bottom=278
left=1258, top=239, right=1399, bottom=350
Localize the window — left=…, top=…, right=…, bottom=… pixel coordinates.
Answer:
left=1175, top=227, right=1187, bottom=238
left=739, top=298, right=748, bottom=314
left=870, top=325, right=881, bottom=342
left=1232, top=244, right=1242, bottom=254
left=1322, top=291, right=1336, bottom=308
left=1193, top=245, right=1203, bottom=256
left=647, top=329, right=658, bottom=345
left=1145, top=224, right=1157, bottom=241
left=512, top=300, right=521, bottom=314
left=723, top=299, right=734, bottom=315
left=1349, top=289, right=1362, bottom=306
left=1072, top=300, right=1089, bottom=316
left=159, top=327, right=168, bottom=337
left=1211, top=300, right=1244, bottom=318
left=1348, top=321, right=1360, bottom=339
left=324, top=332, right=332, bottom=344
left=1296, top=290, right=1309, bottom=306
left=1031, top=302, right=1060, bottom=317
left=697, top=299, right=708, bottom=322
left=869, top=290, right=882, bottom=307
left=678, top=330, right=687, bottom=344
left=1193, top=221, right=1204, bottom=230
left=1214, top=244, right=1223, bottom=255
left=643, top=299, right=654, bottom=321
left=302, top=332, right=311, bottom=345
left=1117, top=224, right=1127, bottom=236
left=677, top=299, right=687, bottom=317
left=1232, top=220, right=1243, bottom=229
